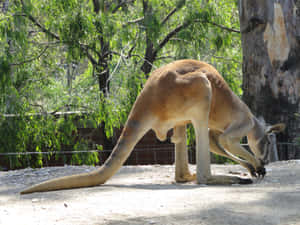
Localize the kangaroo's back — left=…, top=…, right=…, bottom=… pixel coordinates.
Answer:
left=149, top=59, right=252, bottom=131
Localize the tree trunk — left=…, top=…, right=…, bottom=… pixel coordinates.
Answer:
left=239, top=0, right=300, bottom=159
left=95, top=57, right=110, bottom=96
left=141, top=0, right=156, bottom=76
left=140, top=41, right=156, bottom=75
left=92, top=0, right=111, bottom=96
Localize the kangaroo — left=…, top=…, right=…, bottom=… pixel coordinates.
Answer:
left=21, top=59, right=285, bottom=194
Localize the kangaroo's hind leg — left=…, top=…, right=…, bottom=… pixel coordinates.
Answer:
left=172, top=125, right=196, bottom=182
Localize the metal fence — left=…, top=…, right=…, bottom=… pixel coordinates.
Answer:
left=0, top=142, right=298, bottom=170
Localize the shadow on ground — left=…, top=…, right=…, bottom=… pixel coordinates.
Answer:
left=101, top=188, right=300, bottom=225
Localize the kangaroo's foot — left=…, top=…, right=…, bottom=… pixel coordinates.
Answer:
left=175, top=173, right=196, bottom=183
left=206, top=175, right=253, bottom=185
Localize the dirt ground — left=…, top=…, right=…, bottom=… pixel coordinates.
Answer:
left=1, top=161, right=300, bottom=225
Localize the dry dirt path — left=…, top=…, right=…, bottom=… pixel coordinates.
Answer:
left=1, top=161, right=300, bottom=225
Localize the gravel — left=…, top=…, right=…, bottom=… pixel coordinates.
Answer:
left=1, top=161, right=300, bottom=225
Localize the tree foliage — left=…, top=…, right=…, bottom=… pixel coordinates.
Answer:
left=0, top=0, right=242, bottom=169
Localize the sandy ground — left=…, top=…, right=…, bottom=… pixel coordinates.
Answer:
left=1, top=161, right=300, bottom=225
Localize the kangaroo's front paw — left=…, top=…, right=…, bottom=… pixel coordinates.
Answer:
left=256, top=166, right=266, bottom=178
left=247, top=164, right=257, bottom=178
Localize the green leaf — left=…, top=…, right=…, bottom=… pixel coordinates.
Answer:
left=214, top=35, right=223, bottom=50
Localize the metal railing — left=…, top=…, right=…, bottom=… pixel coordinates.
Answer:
left=0, top=142, right=298, bottom=170
left=0, top=142, right=298, bottom=157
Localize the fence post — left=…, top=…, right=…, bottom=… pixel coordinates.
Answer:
left=269, top=134, right=279, bottom=162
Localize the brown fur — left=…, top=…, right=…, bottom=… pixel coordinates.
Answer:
left=21, top=60, right=285, bottom=194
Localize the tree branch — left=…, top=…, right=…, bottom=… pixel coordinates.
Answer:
left=154, top=21, right=191, bottom=57
left=29, top=103, right=45, bottom=112
left=28, top=41, right=61, bottom=46
left=0, top=13, right=26, bottom=22
left=161, top=8, right=177, bottom=26
left=10, top=46, right=49, bottom=66
left=127, top=41, right=136, bottom=58
left=125, top=17, right=144, bottom=25
left=208, top=21, right=240, bottom=33
left=27, top=15, right=60, bottom=40
left=154, top=19, right=240, bottom=57
left=20, top=0, right=60, bottom=40
left=110, top=50, right=157, bottom=70
left=21, top=0, right=100, bottom=67
left=193, top=19, right=240, bottom=33
left=50, top=104, right=92, bottom=115
left=85, top=50, right=98, bottom=65
left=111, top=0, right=136, bottom=13
left=80, top=44, right=99, bottom=65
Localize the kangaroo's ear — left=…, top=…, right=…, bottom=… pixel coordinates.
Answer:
left=266, top=123, right=286, bottom=134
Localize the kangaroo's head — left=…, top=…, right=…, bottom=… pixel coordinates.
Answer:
left=248, top=117, right=285, bottom=166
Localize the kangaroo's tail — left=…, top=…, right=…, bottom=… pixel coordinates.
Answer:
left=20, top=113, right=150, bottom=194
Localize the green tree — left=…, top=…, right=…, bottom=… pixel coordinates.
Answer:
left=0, top=0, right=242, bottom=169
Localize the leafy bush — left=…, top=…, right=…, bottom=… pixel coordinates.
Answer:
left=0, top=113, right=99, bottom=170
